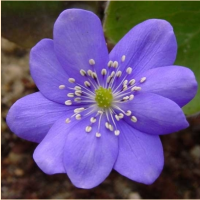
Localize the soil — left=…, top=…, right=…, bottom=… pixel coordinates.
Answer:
left=1, top=37, right=200, bottom=199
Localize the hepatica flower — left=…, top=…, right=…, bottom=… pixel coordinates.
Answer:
left=7, top=9, right=197, bottom=189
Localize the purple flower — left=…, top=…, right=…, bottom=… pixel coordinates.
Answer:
left=7, top=9, right=197, bottom=189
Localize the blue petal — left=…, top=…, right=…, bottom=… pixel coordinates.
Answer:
left=109, top=19, right=177, bottom=78
left=135, top=65, right=198, bottom=107
left=63, top=116, right=118, bottom=189
left=30, top=39, right=72, bottom=104
left=119, top=93, right=189, bottom=135
left=6, top=92, right=71, bottom=143
left=53, top=9, right=109, bottom=84
left=114, top=120, right=164, bottom=185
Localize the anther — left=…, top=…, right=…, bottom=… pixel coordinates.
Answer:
left=68, top=78, right=75, bottom=83
left=87, top=70, right=93, bottom=76
left=118, top=113, right=124, bottom=119
left=96, top=132, right=101, bottom=137
left=105, top=122, right=109, bottom=129
left=74, top=97, right=81, bottom=102
left=65, top=100, right=72, bottom=105
left=121, top=55, right=126, bottom=62
left=107, top=60, right=113, bottom=67
left=84, top=81, right=91, bottom=87
left=75, top=86, right=81, bottom=90
left=113, top=61, right=118, bottom=68
left=110, top=71, right=115, bottom=78
left=89, top=59, right=95, bottom=65
left=67, top=93, right=74, bottom=97
left=131, top=86, right=141, bottom=91
left=140, top=77, right=147, bottom=83
left=122, top=85, right=128, bottom=91
left=123, top=80, right=128, bottom=85
left=122, top=96, right=129, bottom=101
left=80, top=69, right=86, bottom=76
left=129, top=94, right=134, bottom=100
left=116, top=71, right=122, bottom=77
left=101, top=69, right=107, bottom=75
left=90, top=117, right=96, bottom=123
left=75, top=90, right=82, bottom=96
left=107, top=76, right=112, bottom=83
left=59, top=85, right=65, bottom=89
left=75, top=114, right=81, bottom=120
left=98, top=110, right=103, bottom=115
left=85, top=126, right=92, bottom=133
left=92, top=72, right=97, bottom=79
left=126, top=67, right=132, bottom=74
left=74, top=107, right=85, bottom=113
left=115, top=114, right=120, bottom=121
left=129, top=79, right=136, bottom=85
left=131, top=116, right=137, bottom=122
left=114, top=130, right=120, bottom=136
left=108, top=124, right=114, bottom=131
left=126, top=110, right=132, bottom=116
left=65, top=118, right=71, bottom=123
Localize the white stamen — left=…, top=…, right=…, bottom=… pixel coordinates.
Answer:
left=108, top=60, right=113, bottom=67
left=65, top=100, right=72, bottom=105
left=123, top=80, right=128, bottom=85
left=67, top=93, right=74, bottom=97
left=59, top=85, right=65, bottom=89
left=75, top=114, right=81, bottom=120
left=113, top=61, right=118, bottom=68
left=84, top=81, right=91, bottom=87
left=108, top=124, right=113, bottom=131
left=75, top=86, right=81, bottom=90
left=118, top=113, right=124, bottom=119
left=85, top=126, right=92, bottom=133
left=80, top=69, right=86, bottom=76
left=87, top=70, right=93, bottom=76
left=74, top=107, right=85, bottom=113
left=68, top=78, right=75, bottom=83
left=101, top=69, right=107, bottom=75
left=98, top=110, right=103, bottom=115
left=105, top=122, right=109, bottom=129
left=129, top=94, right=134, bottom=100
left=116, top=71, right=122, bottom=77
left=92, top=72, right=97, bottom=79
left=65, top=118, right=71, bottom=123
left=140, top=77, right=147, bottom=83
left=123, top=96, right=129, bottom=101
left=90, top=117, right=96, bottom=123
left=121, top=55, right=126, bottom=62
left=74, top=97, right=81, bottom=102
left=89, top=59, right=95, bottom=65
left=114, top=130, right=120, bottom=136
left=131, top=116, right=137, bottom=122
left=107, top=76, right=112, bottom=83
left=126, top=110, right=132, bottom=116
left=129, top=79, right=136, bottom=85
left=122, top=85, right=128, bottom=91
left=126, top=67, right=132, bottom=74
left=131, top=86, right=141, bottom=91
left=75, top=90, right=82, bottom=96
left=115, top=114, right=120, bottom=121
left=96, top=132, right=101, bottom=137
left=110, top=71, right=115, bottom=78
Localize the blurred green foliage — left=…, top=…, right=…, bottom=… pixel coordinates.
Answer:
left=103, top=1, right=200, bottom=115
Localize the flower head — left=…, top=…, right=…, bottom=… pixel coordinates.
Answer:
left=6, top=9, right=198, bottom=189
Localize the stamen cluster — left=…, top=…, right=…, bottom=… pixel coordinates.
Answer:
left=58, top=56, right=147, bottom=137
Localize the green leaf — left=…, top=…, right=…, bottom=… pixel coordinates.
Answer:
left=1, top=1, right=98, bottom=48
left=103, top=1, right=200, bottom=115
